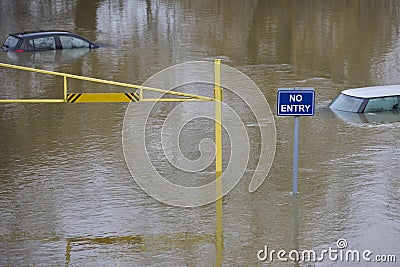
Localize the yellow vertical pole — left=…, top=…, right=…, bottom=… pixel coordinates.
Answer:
left=214, top=59, right=223, bottom=267
left=63, top=76, right=68, bottom=102
left=214, top=59, right=222, bottom=181
left=65, top=240, right=71, bottom=266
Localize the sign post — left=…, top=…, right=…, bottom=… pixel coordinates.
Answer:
left=277, top=87, right=315, bottom=194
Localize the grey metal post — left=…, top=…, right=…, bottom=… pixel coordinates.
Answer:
left=292, top=115, right=299, bottom=194
left=292, top=86, right=300, bottom=194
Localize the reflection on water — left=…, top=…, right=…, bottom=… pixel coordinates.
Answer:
left=292, top=195, right=300, bottom=267
left=1, top=0, right=400, bottom=266
left=65, top=232, right=214, bottom=266
left=5, top=48, right=91, bottom=64
left=332, top=109, right=400, bottom=124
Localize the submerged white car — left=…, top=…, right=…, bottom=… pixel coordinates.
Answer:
left=329, top=85, right=400, bottom=113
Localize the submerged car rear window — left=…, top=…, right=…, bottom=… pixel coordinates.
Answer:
left=59, top=36, right=90, bottom=49
left=364, top=96, right=400, bottom=112
left=3, top=36, right=20, bottom=49
left=329, top=94, right=365, bottom=112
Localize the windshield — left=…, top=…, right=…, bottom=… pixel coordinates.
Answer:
left=329, top=93, right=365, bottom=112
left=3, top=36, right=20, bottom=49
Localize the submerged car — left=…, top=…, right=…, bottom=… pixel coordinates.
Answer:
left=1, top=31, right=99, bottom=52
left=329, top=85, right=400, bottom=113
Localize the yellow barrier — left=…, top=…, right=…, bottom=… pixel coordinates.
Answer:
left=0, top=62, right=213, bottom=103
left=0, top=99, right=65, bottom=103
left=1, top=60, right=224, bottom=266
left=66, top=93, right=140, bottom=103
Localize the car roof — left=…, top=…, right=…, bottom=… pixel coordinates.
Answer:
left=342, top=85, right=400, bottom=98
left=10, top=31, right=75, bottom=38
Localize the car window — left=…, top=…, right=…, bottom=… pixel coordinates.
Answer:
left=3, top=36, right=20, bottom=49
left=364, top=96, right=400, bottom=112
left=329, top=94, right=364, bottom=112
left=59, top=36, right=90, bottom=49
left=28, top=36, right=56, bottom=50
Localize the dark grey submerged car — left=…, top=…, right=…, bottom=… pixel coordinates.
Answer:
left=1, top=31, right=99, bottom=52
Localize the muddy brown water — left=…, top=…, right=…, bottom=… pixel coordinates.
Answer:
left=0, top=1, right=399, bottom=266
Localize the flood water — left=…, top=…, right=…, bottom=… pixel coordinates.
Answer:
left=1, top=1, right=400, bottom=266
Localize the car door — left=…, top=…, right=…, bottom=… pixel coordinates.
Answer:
left=25, top=35, right=56, bottom=51
left=59, top=35, right=91, bottom=49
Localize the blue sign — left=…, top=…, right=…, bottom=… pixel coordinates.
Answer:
left=277, top=88, right=315, bottom=116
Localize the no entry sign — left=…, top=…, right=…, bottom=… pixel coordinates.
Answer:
left=277, top=88, right=315, bottom=116
left=276, top=87, right=315, bottom=194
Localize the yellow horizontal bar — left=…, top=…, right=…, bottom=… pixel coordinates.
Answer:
left=142, top=88, right=214, bottom=101
left=0, top=99, right=64, bottom=103
left=0, top=62, right=141, bottom=89
left=67, top=93, right=139, bottom=103
left=0, top=62, right=214, bottom=101
left=141, top=98, right=210, bottom=102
